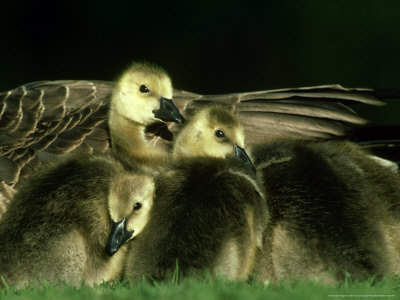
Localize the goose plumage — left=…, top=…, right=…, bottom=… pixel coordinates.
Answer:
left=0, top=153, right=154, bottom=287
left=0, top=64, right=398, bottom=284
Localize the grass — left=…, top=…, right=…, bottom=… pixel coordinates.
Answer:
left=0, top=276, right=399, bottom=300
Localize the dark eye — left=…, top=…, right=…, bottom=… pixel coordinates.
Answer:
left=139, top=85, right=150, bottom=93
left=133, top=202, right=142, bottom=210
left=215, top=130, right=225, bottom=138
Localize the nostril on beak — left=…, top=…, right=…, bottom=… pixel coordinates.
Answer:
left=115, top=230, right=123, bottom=244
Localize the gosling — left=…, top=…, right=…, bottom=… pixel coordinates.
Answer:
left=250, top=139, right=400, bottom=283
left=0, top=154, right=154, bottom=287
left=124, top=105, right=267, bottom=282
left=108, top=61, right=184, bottom=171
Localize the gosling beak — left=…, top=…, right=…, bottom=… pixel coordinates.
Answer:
left=152, top=97, right=185, bottom=124
left=106, top=218, right=134, bottom=256
left=234, top=145, right=256, bottom=173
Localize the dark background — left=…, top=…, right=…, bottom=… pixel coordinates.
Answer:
left=1, top=0, right=399, bottom=125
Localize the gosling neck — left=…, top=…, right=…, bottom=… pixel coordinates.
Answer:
left=108, top=108, right=167, bottom=170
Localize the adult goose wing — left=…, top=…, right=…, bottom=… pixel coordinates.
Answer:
left=0, top=81, right=392, bottom=191
left=172, top=85, right=386, bottom=143
left=0, top=80, right=113, bottom=190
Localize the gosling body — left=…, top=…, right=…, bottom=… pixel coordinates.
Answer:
left=251, top=140, right=400, bottom=283
left=125, top=157, right=267, bottom=281
left=0, top=154, right=154, bottom=287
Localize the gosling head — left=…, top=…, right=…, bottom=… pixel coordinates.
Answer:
left=173, top=105, right=255, bottom=172
left=112, top=62, right=184, bottom=126
left=106, top=174, right=154, bottom=256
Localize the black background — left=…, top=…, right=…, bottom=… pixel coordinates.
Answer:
left=1, top=1, right=399, bottom=125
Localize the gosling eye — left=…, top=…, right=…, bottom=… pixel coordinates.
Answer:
left=215, top=130, right=225, bottom=139
left=133, top=202, right=142, bottom=211
left=139, top=85, right=150, bottom=93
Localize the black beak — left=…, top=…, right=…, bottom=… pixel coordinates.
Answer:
left=234, top=145, right=256, bottom=173
left=106, top=218, right=134, bottom=256
left=152, top=97, right=185, bottom=124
